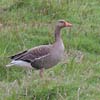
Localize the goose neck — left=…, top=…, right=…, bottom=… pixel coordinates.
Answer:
left=55, top=26, right=61, bottom=41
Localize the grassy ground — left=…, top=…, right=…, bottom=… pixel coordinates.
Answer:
left=0, top=0, right=100, bottom=100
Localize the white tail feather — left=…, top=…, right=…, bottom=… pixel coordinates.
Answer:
left=6, top=63, right=15, bottom=67
left=6, top=60, right=32, bottom=68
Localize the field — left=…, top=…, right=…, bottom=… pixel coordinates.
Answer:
left=0, top=0, right=100, bottom=100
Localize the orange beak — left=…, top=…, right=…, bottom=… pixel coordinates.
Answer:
left=65, top=22, right=72, bottom=27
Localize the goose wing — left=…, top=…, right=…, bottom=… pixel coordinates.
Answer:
left=9, top=45, right=52, bottom=63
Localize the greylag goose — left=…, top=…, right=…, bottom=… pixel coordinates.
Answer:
left=6, top=20, right=72, bottom=77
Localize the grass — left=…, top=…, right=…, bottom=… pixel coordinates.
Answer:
left=0, top=0, right=100, bottom=100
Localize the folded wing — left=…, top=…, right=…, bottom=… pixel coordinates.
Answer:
left=9, top=45, right=52, bottom=63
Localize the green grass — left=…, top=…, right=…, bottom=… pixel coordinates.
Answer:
left=0, top=0, right=100, bottom=100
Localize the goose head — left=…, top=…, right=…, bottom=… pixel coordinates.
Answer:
left=56, top=20, right=72, bottom=28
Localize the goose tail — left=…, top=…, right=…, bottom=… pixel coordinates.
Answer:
left=6, top=60, right=32, bottom=68
left=6, top=63, right=14, bottom=67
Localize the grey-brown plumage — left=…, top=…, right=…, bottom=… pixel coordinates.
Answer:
left=6, top=20, right=72, bottom=77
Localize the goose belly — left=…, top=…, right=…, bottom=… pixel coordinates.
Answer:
left=31, top=51, right=64, bottom=69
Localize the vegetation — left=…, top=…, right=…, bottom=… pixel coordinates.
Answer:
left=0, top=0, right=100, bottom=100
